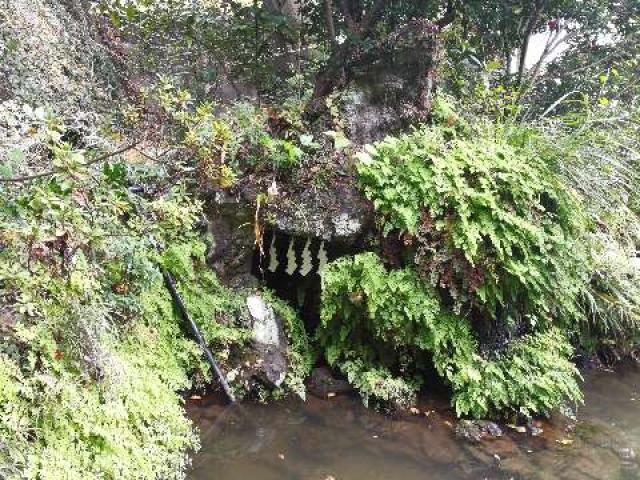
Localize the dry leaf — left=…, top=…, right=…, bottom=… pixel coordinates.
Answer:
left=507, top=424, right=527, bottom=433
left=278, top=453, right=285, bottom=460
left=556, top=438, right=574, bottom=446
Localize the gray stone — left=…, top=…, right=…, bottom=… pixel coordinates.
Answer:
left=306, top=367, right=354, bottom=399
left=456, top=420, right=503, bottom=443
left=246, top=295, right=289, bottom=387
left=618, top=447, right=637, bottom=462
left=205, top=191, right=257, bottom=284
left=530, top=425, right=544, bottom=437
left=266, top=180, right=373, bottom=242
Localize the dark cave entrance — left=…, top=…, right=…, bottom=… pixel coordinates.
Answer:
left=251, top=229, right=360, bottom=333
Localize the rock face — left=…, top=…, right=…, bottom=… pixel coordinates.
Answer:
left=205, top=190, right=257, bottom=285
left=204, top=170, right=375, bottom=333
left=245, top=294, right=289, bottom=387
left=266, top=179, right=373, bottom=243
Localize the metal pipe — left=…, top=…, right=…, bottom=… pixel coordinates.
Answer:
left=162, top=269, right=236, bottom=403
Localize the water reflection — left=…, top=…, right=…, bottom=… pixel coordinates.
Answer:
left=188, top=363, right=639, bottom=480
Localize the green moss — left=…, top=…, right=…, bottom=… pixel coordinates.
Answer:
left=0, top=118, right=211, bottom=478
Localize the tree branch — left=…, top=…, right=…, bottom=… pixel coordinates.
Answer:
left=324, top=0, right=337, bottom=46
left=435, top=0, right=457, bottom=29
left=517, top=0, right=546, bottom=83
left=0, top=142, right=139, bottom=184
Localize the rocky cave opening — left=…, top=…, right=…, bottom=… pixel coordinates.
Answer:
left=252, top=229, right=360, bottom=333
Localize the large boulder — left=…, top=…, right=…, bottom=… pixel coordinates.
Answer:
left=266, top=177, right=373, bottom=243
left=222, top=292, right=309, bottom=398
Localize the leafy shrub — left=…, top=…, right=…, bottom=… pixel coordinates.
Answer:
left=144, top=80, right=309, bottom=182
left=0, top=170, right=202, bottom=479
left=318, top=253, right=583, bottom=418
left=0, top=106, right=309, bottom=477
left=450, top=329, right=583, bottom=418
left=525, top=104, right=640, bottom=347
left=338, top=120, right=588, bottom=417
left=0, top=336, right=197, bottom=480
left=340, top=359, right=420, bottom=412
left=580, top=230, right=640, bottom=344
left=318, top=253, right=442, bottom=411
left=356, top=123, right=589, bottom=327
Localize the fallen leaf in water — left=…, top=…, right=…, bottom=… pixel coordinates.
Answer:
left=278, top=453, right=285, bottom=460
left=327, top=392, right=336, bottom=398
left=372, top=435, right=379, bottom=439
left=507, top=424, right=527, bottom=433
left=409, top=407, right=420, bottom=415
left=556, top=438, right=574, bottom=446
left=189, top=395, right=202, bottom=400
left=444, top=421, right=453, bottom=428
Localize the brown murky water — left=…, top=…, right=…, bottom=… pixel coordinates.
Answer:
left=187, top=363, right=640, bottom=480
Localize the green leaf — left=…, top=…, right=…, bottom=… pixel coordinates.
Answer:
left=0, top=163, right=12, bottom=178
left=324, top=130, right=352, bottom=150
left=8, top=149, right=25, bottom=164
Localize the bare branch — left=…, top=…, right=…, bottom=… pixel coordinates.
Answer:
left=517, top=0, right=547, bottom=83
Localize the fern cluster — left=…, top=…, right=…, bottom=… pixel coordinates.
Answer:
left=319, top=253, right=583, bottom=417
left=0, top=174, right=202, bottom=478
left=357, top=125, right=589, bottom=326
left=319, top=119, right=589, bottom=418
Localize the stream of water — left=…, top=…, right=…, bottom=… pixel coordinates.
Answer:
left=188, top=363, right=640, bottom=480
